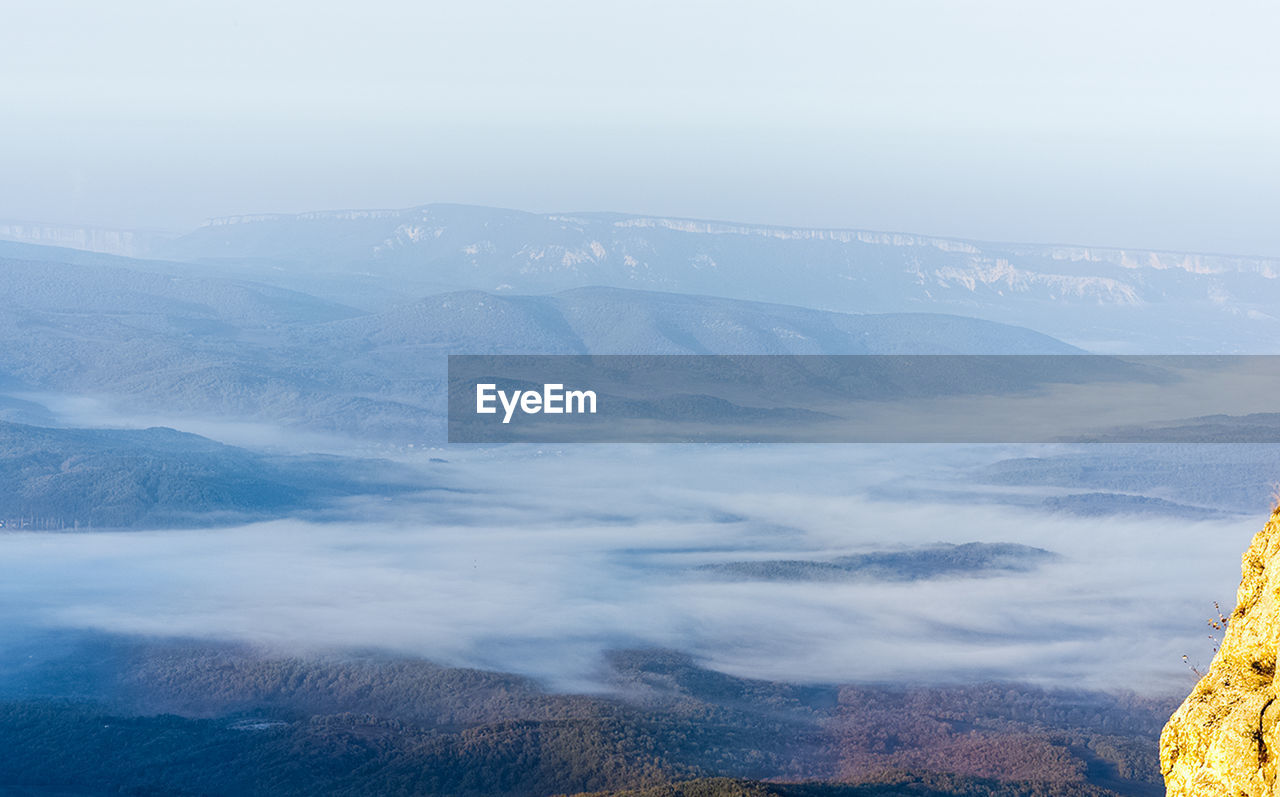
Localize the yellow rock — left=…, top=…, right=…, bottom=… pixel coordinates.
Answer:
left=1163, top=506, right=1280, bottom=796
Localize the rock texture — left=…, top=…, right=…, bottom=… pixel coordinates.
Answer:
left=1163, top=507, right=1280, bottom=795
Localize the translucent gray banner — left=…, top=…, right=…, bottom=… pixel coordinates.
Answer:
left=447, top=355, right=1280, bottom=443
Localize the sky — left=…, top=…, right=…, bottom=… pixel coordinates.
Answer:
left=2, top=0, right=1278, bottom=254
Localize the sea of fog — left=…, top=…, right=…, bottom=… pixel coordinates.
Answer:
left=0, top=445, right=1254, bottom=695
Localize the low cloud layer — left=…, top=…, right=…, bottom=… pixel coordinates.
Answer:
left=0, top=445, right=1255, bottom=695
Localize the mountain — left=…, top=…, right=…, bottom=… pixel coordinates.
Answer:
left=305, top=286, right=1080, bottom=355
left=0, top=635, right=1172, bottom=796
left=0, top=250, right=360, bottom=325
left=0, top=220, right=173, bottom=257
left=0, top=421, right=414, bottom=528
left=1162, top=507, right=1280, bottom=795
left=976, top=445, right=1280, bottom=515
left=0, top=247, right=1078, bottom=440
left=156, top=204, right=1280, bottom=351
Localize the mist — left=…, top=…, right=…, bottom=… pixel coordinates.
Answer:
left=0, top=445, right=1252, bottom=695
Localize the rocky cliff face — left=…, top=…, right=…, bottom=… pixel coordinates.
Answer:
left=1163, top=507, right=1280, bottom=795
left=0, top=222, right=170, bottom=257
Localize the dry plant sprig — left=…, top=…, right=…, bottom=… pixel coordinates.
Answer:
left=1183, top=601, right=1230, bottom=678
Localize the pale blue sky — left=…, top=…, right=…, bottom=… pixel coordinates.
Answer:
left=2, top=0, right=1278, bottom=254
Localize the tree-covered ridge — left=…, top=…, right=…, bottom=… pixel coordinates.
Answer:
left=694, top=543, right=1056, bottom=583
left=0, top=244, right=1077, bottom=444
left=0, top=421, right=415, bottom=528
left=0, top=639, right=1174, bottom=796
left=567, top=774, right=1126, bottom=797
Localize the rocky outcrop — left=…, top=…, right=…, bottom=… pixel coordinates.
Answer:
left=1163, top=507, right=1280, bottom=795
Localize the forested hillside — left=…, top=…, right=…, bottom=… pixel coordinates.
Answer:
left=0, top=639, right=1173, bottom=796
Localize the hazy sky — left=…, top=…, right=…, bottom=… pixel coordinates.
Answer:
left=3, top=1, right=1278, bottom=254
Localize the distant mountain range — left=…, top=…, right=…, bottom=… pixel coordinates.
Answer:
left=2, top=208, right=1272, bottom=519
left=135, top=203, right=1280, bottom=352
left=0, top=245, right=1076, bottom=440
left=10, top=203, right=1280, bottom=350
left=309, top=287, right=1079, bottom=355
